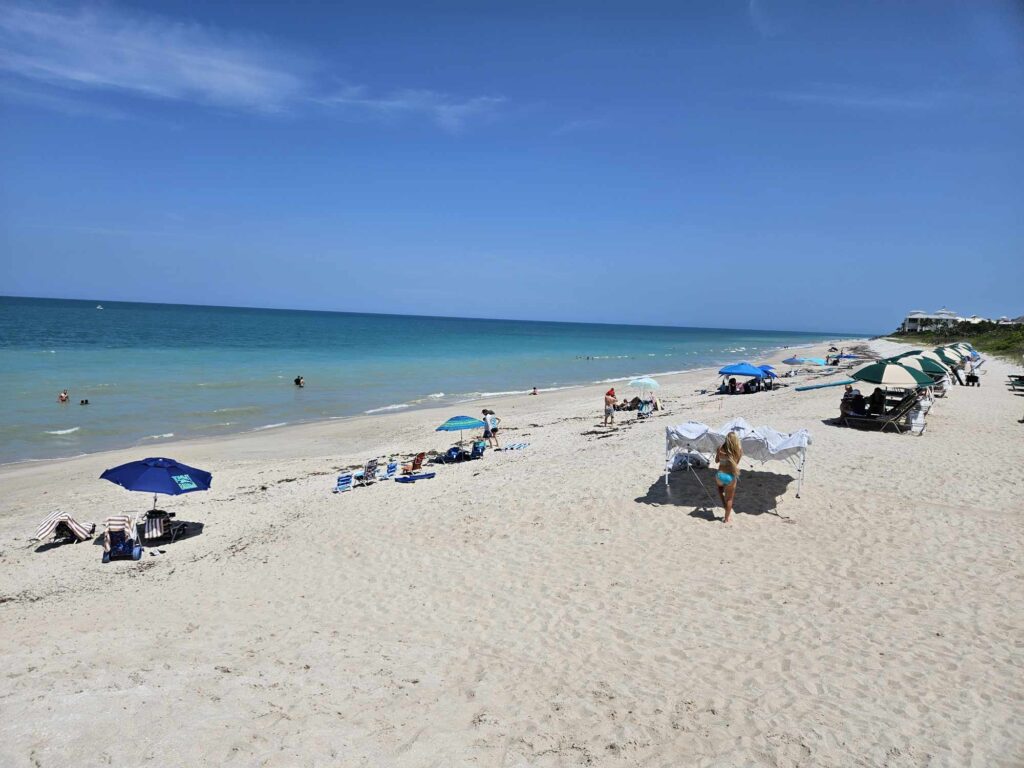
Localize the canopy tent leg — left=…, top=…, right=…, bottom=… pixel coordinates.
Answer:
left=796, top=449, right=806, bottom=498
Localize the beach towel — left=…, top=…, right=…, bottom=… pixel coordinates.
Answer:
left=104, top=514, right=139, bottom=537
left=497, top=443, right=529, bottom=451
left=395, top=472, right=436, bottom=483
left=144, top=515, right=168, bottom=540
left=32, top=510, right=95, bottom=542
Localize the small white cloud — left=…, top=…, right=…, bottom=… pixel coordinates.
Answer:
left=748, top=0, right=784, bottom=39
left=772, top=84, right=946, bottom=111
left=552, top=118, right=604, bottom=136
left=316, top=87, right=505, bottom=132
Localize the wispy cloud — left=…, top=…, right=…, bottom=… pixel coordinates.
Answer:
left=552, top=118, right=604, bottom=136
left=0, top=2, right=504, bottom=130
left=316, top=85, right=505, bottom=133
left=0, top=3, right=307, bottom=112
left=772, top=84, right=947, bottom=111
left=748, top=0, right=784, bottom=39
left=0, top=80, right=128, bottom=119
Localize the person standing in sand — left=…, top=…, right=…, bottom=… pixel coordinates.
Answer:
left=482, top=409, right=500, bottom=449
left=715, top=432, right=743, bottom=524
left=603, top=388, right=616, bottom=426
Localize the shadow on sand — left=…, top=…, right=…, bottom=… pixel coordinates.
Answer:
left=635, top=467, right=795, bottom=522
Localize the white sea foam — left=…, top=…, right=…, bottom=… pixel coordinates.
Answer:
left=428, top=392, right=445, bottom=399
left=44, top=427, right=80, bottom=435
left=364, top=403, right=412, bottom=414
left=253, top=422, right=288, bottom=431
left=142, top=433, right=174, bottom=440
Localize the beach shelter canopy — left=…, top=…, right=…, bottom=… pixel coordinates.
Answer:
left=436, top=415, right=485, bottom=432
left=803, top=357, right=828, bottom=366
left=628, top=377, right=660, bottom=391
left=100, top=457, right=212, bottom=509
left=758, top=365, right=778, bottom=378
left=664, top=417, right=812, bottom=497
left=852, top=362, right=933, bottom=388
left=436, top=415, right=486, bottom=443
left=718, top=362, right=764, bottom=378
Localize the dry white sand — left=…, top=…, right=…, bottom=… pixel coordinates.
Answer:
left=1, top=340, right=1021, bottom=767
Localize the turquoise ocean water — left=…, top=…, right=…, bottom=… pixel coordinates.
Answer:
left=0, top=297, right=860, bottom=464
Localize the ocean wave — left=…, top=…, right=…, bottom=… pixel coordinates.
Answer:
left=364, top=403, right=412, bottom=414
left=44, top=427, right=80, bottom=435
left=142, top=433, right=174, bottom=440
left=213, top=406, right=260, bottom=414
left=252, top=422, right=288, bottom=431
left=428, top=392, right=445, bottom=399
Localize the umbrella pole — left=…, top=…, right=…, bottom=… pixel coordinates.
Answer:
left=153, top=493, right=158, bottom=512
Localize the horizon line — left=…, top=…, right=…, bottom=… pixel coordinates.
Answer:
left=0, top=293, right=877, bottom=337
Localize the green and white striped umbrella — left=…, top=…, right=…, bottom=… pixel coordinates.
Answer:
left=894, top=356, right=925, bottom=371
left=918, top=350, right=951, bottom=370
left=933, top=348, right=960, bottom=366
left=852, top=362, right=934, bottom=388
left=942, top=345, right=968, bottom=359
left=908, top=356, right=948, bottom=376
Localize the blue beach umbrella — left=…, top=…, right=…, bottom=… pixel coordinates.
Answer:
left=436, top=415, right=486, bottom=444
left=718, top=362, right=764, bottom=378
left=100, top=457, right=213, bottom=510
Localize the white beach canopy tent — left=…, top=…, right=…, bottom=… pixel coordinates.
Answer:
left=664, top=417, right=812, bottom=498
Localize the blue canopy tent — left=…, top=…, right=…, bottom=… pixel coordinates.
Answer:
left=757, top=365, right=778, bottom=378
left=718, top=362, right=765, bottom=378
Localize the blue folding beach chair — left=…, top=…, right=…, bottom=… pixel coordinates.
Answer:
left=334, top=474, right=354, bottom=493
left=378, top=460, right=398, bottom=481
left=101, top=514, right=142, bottom=563
left=468, top=441, right=486, bottom=460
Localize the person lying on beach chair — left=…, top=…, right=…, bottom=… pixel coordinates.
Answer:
left=402, top=452, right=426, bottom=475
left=32, top=511, right=95, bottom=545
left=102, top=514, right=143, bottom=562
left=143, top=509, right=187, bottom=545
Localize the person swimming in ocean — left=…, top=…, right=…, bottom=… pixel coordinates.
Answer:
left=57, top=389, right=69, bottom=404
left=715, top=432, right=743, bottom=524
left=294, top=375, right=304, bottom=388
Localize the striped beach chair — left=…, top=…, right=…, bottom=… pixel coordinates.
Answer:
left=334, top=474, right=354, bottom=493
left=355, top=458, right=379, bottom=487
left=102, top=514, right=143, bottom=563
left=143, top=511, right=187, bottom=544
left=32, top=510, right=96, bottom=544
left=378, top=460, right=398, bottom=481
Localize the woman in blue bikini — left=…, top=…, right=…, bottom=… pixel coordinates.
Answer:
left=715, top=432, right=743, bottom=524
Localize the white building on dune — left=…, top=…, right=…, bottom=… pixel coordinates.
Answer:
left=900, top=308, right=962, bottom=333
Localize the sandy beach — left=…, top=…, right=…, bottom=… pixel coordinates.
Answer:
left=1, top=339, right=1021, bottom=767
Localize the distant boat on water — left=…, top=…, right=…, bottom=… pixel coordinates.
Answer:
left=96, top=304, right=103, bottom=310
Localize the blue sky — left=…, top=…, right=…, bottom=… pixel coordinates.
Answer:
left=1, top=0, right=1022, bottom=333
